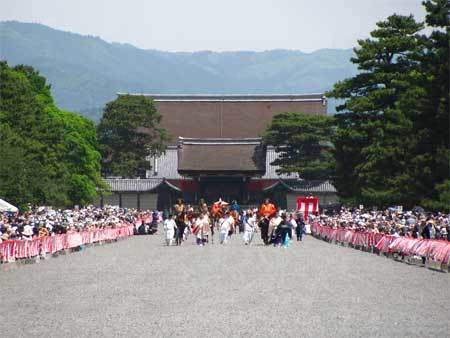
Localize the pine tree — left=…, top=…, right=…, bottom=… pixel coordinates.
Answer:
left=97, top=95, right=169, bottom=178
left=262, top=113, right=334, bottom=180
left=328, top=15, right=424, bottom=207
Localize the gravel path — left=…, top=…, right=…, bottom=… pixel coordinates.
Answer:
left=1, top=230, right=449, bottom=338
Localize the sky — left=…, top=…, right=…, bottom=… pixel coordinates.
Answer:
left=1, top=0, right=426, bottom=52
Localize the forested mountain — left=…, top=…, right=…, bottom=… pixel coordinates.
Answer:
left=0, top=21, right=357, bottom=120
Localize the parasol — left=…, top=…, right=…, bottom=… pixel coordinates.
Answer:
left=0, top=198, right=19, bottom=212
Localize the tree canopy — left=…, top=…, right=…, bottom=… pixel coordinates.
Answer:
left=327, top=0, right=449, bottom=210
left=97, top=95, right=169, bottom=178
left=0, top=62, right=104, bottom=210
left=262, top=113, right=334, bottom=180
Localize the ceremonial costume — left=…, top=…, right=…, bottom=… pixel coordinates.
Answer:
left=219, top=215, right=234, bottom=244
left=243, top=213, right=257, bottom=245
left=258, top=201, right=276, bottom=245
left=259, top=202, right=276, bottom=218
left=173, top=201, right=186, bottom=245
left=163, top=217, right=177, bottom=246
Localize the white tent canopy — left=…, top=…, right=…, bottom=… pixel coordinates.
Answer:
left=0, top=198, right=19, bottom=212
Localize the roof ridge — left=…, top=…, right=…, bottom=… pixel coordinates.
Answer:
left=178, top=137, right=263, bottom=145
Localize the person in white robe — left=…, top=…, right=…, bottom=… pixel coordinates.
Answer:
left=219, top=212, right=235, bottom=244
left=243, top=210, right=257, bottom=245
left=163, top=215, right=177, bottom=246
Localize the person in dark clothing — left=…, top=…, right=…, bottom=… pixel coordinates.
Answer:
left=421, top=221, right=433, bottom=239
left=296, top=216, right=305, bottom=241
left=138, top=223, right=147, bottom=235
left=175, top=212, right=187, bottom=246
left=259, top=216, right=270, bottom=245
left=412, top=224, right=420, bottom=239
left=420, top=220, right=433, bottom=264
left=150, top=210, right=159, bottom=234
left=277, top=213, right=291, bottom=247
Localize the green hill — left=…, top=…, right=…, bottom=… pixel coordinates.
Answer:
left=0, top=21, right=357, bottom=120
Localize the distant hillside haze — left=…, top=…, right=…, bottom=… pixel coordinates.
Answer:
left=0, top=21, right=357, bottom=120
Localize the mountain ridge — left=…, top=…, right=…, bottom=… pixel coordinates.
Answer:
left=0, top=21, right=357, bottom=120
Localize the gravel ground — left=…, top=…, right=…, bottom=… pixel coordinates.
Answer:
left=1, top=230, right=449, bottom=338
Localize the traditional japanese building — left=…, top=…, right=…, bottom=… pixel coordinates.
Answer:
left=100, top=94, right=338, bottom=210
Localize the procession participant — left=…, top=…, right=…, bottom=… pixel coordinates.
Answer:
left=268, top=212, right=282, bottom=244
left=219, top=211, right=235, bottom=244
left=277, top=213, right=291, bottom=247
left=259, top=198, right=277, bottom=218
left=211, top=198, right=223, bottom=226
left=163, top=214, right=177, bottom=246
left=211, top=199, right=222, bottom=217
left=175, top=212, right=187, bottom=246
left=230, top=200, right=241, bottom=233
left=258, top=198, right=276, bottom=244
left=173, top=199, right=187, bottom=245
left=259, top=216, right=270, bottom=245
left=174, top=198, right=185, bottom=216
left=198, top=198, right=209, bottom=214
left=243, top=210, right=257, bottom=245
left=295, top=214, right=305, bottom=241
left=192, top=214, right=204, bottom=246
left=200, top=212, right=211, bottom=245
left=211, top=198, right=229, bottom=232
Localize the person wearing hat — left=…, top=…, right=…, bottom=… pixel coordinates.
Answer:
left=22, top=224, right=34, bottom=240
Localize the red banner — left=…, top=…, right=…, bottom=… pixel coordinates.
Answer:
left=296, top=196, right=319, bottom=220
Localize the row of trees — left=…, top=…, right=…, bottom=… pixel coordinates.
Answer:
left=264, top=0, right=449, bottom=210
left=0, top=62, right=169, bottom=210
left=0, top=63, right=168, bottom=210
left=0, top=62, right=106, bottom=210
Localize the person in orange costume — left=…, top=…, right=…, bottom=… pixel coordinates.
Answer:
left=259, top=198, right=277, bottom=218
left=211, top=200, right=223, bottom=218
left=258, top=198, right=276, bottom=244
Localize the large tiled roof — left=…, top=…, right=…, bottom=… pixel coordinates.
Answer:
left=287, top=180, right=337, bottom=193
left=177, top=138, right=266, bottom=175
left=104, top=178, right=163, bottom=192
left=264, top=180, right=337, bottom=193
left=149, top=145, right=298, bottom=179
left=118, top=93, right=325, bottom=102
left=262, top=147, right=299, bottom=179
left=149, top=147, right=183, bottom=179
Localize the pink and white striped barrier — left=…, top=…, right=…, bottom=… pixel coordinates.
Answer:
left=0, top=224, right=135, bottom=263
left=312, top=222, right=450, bottom=265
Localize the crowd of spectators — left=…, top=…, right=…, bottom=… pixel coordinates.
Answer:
left=315, top=207, right=450, bottom=241
left=0, top=205, right=150, bottom=243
